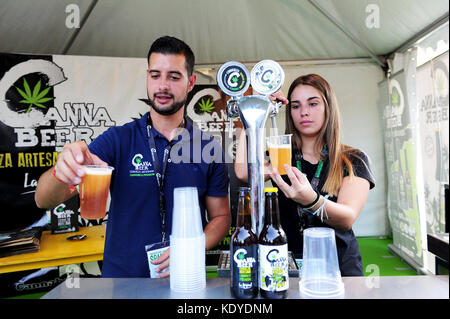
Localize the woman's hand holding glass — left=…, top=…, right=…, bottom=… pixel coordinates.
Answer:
left=269, top=164, right=317, bottom=207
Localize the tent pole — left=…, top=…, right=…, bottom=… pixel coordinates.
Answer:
left=62, top=0, right=99, bottom=55
left=307, top=0, right=387, bottom=70
left=389, top=13, right=449, bottom=55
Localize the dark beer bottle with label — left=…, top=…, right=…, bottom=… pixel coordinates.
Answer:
left=259, top=187, right=289, bottom=299
left=230, top=187, right=258, bottom=299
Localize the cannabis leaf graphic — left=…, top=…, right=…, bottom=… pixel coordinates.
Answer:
left=16, top=78, right=54, bottom=113
left=198, top=98, right=215, bottom=113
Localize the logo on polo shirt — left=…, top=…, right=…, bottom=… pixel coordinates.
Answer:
left=129, top=153, right=154, bottom=177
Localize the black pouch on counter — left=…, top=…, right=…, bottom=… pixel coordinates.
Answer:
left=50, top=196, right=79, bottom=234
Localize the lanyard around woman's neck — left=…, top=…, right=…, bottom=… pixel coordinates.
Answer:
left=295, top=145, right=328, bottom=191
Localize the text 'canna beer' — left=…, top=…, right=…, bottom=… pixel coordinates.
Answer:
left=259, top=187, right=289, bottom=299
left=230, top=187, right=258, bottom=299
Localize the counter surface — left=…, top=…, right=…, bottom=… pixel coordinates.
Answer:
left=42, top=275, right=448, bottom=299
left=0, top=225, right=105, bottom=274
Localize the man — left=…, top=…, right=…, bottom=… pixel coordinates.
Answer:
left=35, top=36, right=230, bottom=278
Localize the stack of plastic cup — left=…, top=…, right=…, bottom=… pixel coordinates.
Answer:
left=299, top=227, right=345, bottom=298
left=170, top=187, right=206, bottom=292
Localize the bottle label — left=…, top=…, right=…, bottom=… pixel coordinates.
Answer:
left=259, top=244, right=289, bottom=291
left=231, top=245, right=258, bottom=290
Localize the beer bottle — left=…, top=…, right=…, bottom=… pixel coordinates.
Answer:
left=230, top=187, right=258, bottom=299
left=259, top=187, right=289, bottom=299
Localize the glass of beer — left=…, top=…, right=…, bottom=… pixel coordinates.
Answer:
left=79, top=165, right=114, bottom=220
left=266, top=134, right=292, bottom=175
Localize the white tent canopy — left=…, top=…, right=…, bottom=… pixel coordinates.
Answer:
left=1, top=0, right=448, bottom=69
left=0, top=1, right=449, bottom=239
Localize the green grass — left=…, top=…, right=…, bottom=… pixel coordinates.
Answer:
left=6, top=291, right=47, bottom=299
left=357, top=236, right=418, bottom=276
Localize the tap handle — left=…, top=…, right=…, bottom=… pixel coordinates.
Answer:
left=229, top=117, right=234, bottom=139
left=227, top=98, right=239, bottom=139
left=270, top=101, right=281, bottom=116
left=269, top=101, right=281, bottom=136
left=271, top=117, right=278, bottom=137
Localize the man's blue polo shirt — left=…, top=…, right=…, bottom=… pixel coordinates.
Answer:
left=88, top=112, right=229, bottom=277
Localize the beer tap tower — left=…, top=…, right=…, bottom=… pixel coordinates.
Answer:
left=217, top=60, right=285, bottom=236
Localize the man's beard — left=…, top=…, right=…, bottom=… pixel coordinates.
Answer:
left=146, top=92, right=187, bottom=116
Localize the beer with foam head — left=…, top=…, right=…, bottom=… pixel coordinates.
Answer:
left=79, top=165, right=114, bottom=220
left=266, top=134, right=292, bottom=175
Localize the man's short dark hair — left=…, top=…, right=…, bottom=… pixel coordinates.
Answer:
left=147, top=36, right=195, bottom=76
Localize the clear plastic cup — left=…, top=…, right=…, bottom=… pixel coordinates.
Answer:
left=266, top=134, right=292, bottom=175
left=79, top=165, right=114, bottom=219
left=170, top=234, right=206, bottom=292
left=170, top=187, right=206, bottom=292
left=170, top=236, right=205, bottom=271
left=170, top=237, right=205, bottom=263
left=299, top=227, right=345, bottom=299
left=171, top=187, right=203, bottom=238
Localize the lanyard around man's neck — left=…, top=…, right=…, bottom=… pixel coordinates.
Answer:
left=145, top=114, right=185, bottom=242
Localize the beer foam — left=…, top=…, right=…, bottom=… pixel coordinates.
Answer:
left=83, top=166, right=113, bottom=175
left=268, top=144, right=291, bottom=149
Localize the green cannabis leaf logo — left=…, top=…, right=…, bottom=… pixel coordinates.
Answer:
left=198, top=98, right=215, bottom=113
left=16, top=78, right=54, bottom=113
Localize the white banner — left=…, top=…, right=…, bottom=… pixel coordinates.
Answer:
left=417, top=52, right=449, bottom=234
left=50, top=55, right=150, bottom=151
left=379, top=49, right=426, bottom=267
left=0, top=53, right=150, bottom=231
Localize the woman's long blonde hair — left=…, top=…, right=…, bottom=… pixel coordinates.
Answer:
left=285, top=74, right=357, bottom=196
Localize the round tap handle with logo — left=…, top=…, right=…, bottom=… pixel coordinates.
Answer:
left=217, top=60, right=288, bottom=138
left=250, top=60, right=286, bottom=135
left=250, top=60, right=285, bottom=97
left=217, top=61, right=251, bottom=140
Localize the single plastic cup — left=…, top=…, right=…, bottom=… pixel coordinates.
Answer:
left=171, top=187, right=203, bottom=238
left=299, top=227, right=345, bottom=299
left=79, top=165, right=114, bottom=220
left=266, top=134, right=292, bottom=175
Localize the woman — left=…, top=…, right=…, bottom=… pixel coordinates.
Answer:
left=234, top=74, right=375, bottom=276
